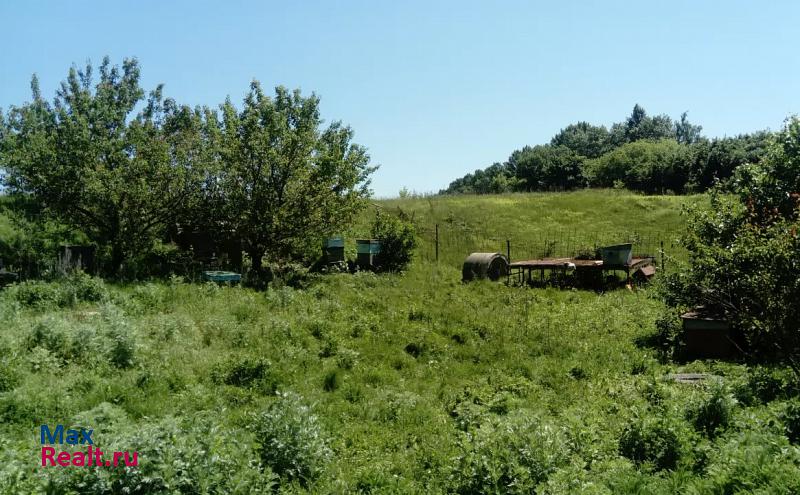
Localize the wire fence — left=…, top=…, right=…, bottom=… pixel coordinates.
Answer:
left=415, top=223, right=687, bottom=271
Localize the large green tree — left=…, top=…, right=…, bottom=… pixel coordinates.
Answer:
left=584, top=139, right=690, bottom=193
left=623, top=104, right=675, bottom=142
left=213, top=82, right=375, bottom=274
left=663, top=117, right=800, bottom=371
left=0, top=58, right=207, bottom=275
left=507, top=144, right=585, bottom=191
left=550, top=121, right=610, bottom=159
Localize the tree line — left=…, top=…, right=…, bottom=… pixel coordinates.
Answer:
left=442, top=105, right=772, bottom=195
left=0, top=58, right=376, bottom=277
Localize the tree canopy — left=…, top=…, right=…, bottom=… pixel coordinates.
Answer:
left=661, top=117, right=800, bottom=370
left=440, top=104, right=769, bottom=196
left=0, top=58, right=208, bottom=275
left=213, top=83, right=375, bottom=273
left=0, top=58, right=376, bottom=277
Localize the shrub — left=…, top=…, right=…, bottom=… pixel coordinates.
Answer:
left=34, top=415, right=277, bottom=494
left=61, top=271, right=108, bottom=302
left=734, top=367, right=799, bottom=405
left=658, top=117, right=800, bottom=365
left=251, top=392, right=332, bottom=486
left=449, top=414, right=568, bottom=494
left=0, top=363, right=18, bottom=392
left=102, top=307, right=136, bottom=369
left=619, top=415, right=686, bottom=471
left=6, top=280, right=65, bottom=309
left=371, top=209, right=417, bottom=272
left=687, top=384, right=736, bottom=438
left=781, top=400, right=800, bottom=445
left=26, top=318, right=68, bottom=355
left=322, top=369, right=340, bottom=392
left=212, top=356, right=277, bottom=392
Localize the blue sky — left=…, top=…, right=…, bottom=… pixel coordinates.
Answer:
left=1, top=1, right=798, bottom=197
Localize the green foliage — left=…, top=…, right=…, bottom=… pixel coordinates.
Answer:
left=15, top=415, right=278, bottom=494
left=623, top=104, right=675, bottom=142
left=4, top=272, right=107, bottom=310
left=442, top=104, right=770, bottom=196
left=584, top=139, right=690, bottom=193
left=687, top=383, right=736, bottom=438
left=508, top=144, right=585, bottom=191
left=619, top=414, right=686, bottom=471
left=0, top=189, right=797, bottom=491
left=251, top=392, right=332, bottom=486
left=0, top=58, right=209, bottom=275
left=213, top=83, right=376, bottom=273
left=781, top=400, right=800, bottom=445
left=660, top=117, right=800, bottom=366
left=449, top=414, right=569, bottom=494
left=212, top=356, right=277, bottom=392
left=371, top=209, right=417, bottom=271
left=550, top=121, right=611, bottom=158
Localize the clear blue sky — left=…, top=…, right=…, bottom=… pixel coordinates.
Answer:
left=1, top=1, right=798, bottom=197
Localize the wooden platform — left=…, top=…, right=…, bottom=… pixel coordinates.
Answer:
left=510, top=257, right=653, bottom=270
left=509, top=256, right=655, bottom=286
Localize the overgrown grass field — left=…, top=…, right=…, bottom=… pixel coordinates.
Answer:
left=364, top=190, right=704, bottom=266
left=1, top=191, right=798, bottom=493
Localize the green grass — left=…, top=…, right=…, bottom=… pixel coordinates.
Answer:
left=363, top=189, right=706, bottom=267
left=0, top=190, right=798, bottom=493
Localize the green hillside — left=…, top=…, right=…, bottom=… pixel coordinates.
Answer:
left=1, top=191, right=798, bottom=493
left=365, top=190, right=704, bottom=266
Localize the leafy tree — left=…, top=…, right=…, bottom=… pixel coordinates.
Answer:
left=584, top=139, right=690, bottom=193
left=372, top=209, right=417, bottom=272
left=550, top=121, right=610, bottom=158
left=213, top=82, right=375, bottom=274
left=440, top=162, right=518, bottom=194
left=0, top=58, right=208, bottom=275
left=507, top=145, right=584, bottom=191
left=624, top=104, right=675, bottom=142
left=686, top=132, right=772, bottom=191
left=675, top=111, right=704, bottom=145
left=662, top=117, right=800, bottom=373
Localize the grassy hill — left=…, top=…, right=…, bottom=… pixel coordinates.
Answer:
left=365, top=190, right=705, bottom=266
left=1, top=191, right=798, bottom=493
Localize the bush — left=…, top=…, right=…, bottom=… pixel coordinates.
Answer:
left=5, top=273, right=107, bottom=310
left=658, top=117, right=800, bottom=365
left=65, top=271, right=107, bottom=302
left=781, top=400, right=800, bottom=445
left=6, top=280, right=65, bottom=309
left=619, top=415, right=686, bottom=471
left=29, top=415, right=277, bottom=494
left=734, top=366, right=798, bottom=405
left=102, top=307, right=136, bottom=369
left=250, top=392, right=332, bottom=486
left=687, top=384, right=736, bottom=438
left=371, top=209, right=417, bottom=272
left=212, top=356, right=277, bottom=392
left=449, top=414, right=569, bottom=494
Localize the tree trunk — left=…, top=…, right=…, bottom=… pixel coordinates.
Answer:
left=248, top=249, right=264, bottom=274
left=247, top=248, right=267, bottom=289
left=110, top=242, right=125, bottom=278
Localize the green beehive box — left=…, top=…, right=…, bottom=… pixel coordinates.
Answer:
left=323, top=237, right=345, bottom=264
left=599, top=243, right=633, bottom=267
left=356, top=239, right=381, bottom=269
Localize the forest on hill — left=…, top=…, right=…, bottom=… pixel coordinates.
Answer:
left=442, top=105, right=771, bottom=195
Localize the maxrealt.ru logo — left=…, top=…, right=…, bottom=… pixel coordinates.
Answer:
left=40, top=425, right=138, bottom=467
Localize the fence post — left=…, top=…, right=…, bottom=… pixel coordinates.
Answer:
left=435, top=224, right=439, bottom=263
left=506, top=239, right=511, bottom=284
